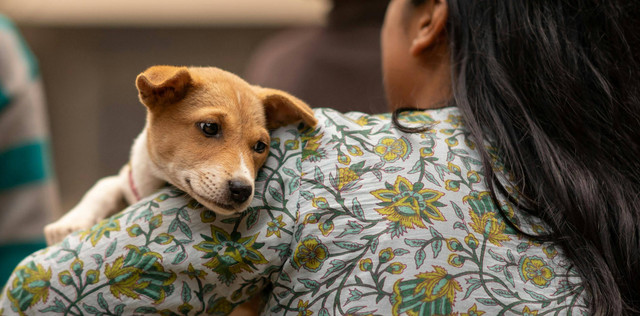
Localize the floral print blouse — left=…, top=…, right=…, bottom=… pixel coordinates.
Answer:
left=0, top=107, right=588, bottom=315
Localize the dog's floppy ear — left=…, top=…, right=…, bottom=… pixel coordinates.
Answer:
left=254, top=87, right=318, bottom=129
left=136, top=66, right=191, bottom=108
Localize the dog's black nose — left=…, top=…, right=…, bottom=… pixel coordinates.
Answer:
left=228, top=180, right=253, bottom=204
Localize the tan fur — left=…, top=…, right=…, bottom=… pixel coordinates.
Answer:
left=45, top=66, right=317, bottom=245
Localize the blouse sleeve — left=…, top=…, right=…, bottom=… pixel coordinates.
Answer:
left=0, top=124, right=304, bottom=315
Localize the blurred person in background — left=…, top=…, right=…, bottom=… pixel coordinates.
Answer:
left=245, top=0, right=389, bottom=114
left=0, top=14, right=60, bottom=286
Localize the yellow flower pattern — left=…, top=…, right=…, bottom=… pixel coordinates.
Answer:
left=374, top=136, right=411, bottom=162
left=7, top=262, right=51, bottom=313
left=0, top=108, right=586, bottom=315
left=469, top=211, right=512, bottom=247
left=337, top=167, right=360, bottom=190
left=372, top=176, right=446, bottom=231
left=266, top=215, right=286, bottom=238
left=104, top=256, right=148, bottom=300
left=523, top=306, right=539, bottom=316
left=414, top=266, right=462, bottom=303
left=519, top=256, right=555, bottom=288
left=293, top=236, right=329, bottom=272
left=460, top=304, right=485, bottom=316
left=78, top=216, right=121, bottom=247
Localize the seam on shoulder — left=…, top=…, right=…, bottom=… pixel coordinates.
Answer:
left=283, top=116, right=320, bottom=265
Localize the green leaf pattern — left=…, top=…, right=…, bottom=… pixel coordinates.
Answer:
left=0, top=108, right=587, bottom=315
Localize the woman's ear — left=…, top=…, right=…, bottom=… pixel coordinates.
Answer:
left=409, top=0, right=448, bottom=56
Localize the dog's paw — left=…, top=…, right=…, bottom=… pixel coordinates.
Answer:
left=44, top=217, right=98, bottom=246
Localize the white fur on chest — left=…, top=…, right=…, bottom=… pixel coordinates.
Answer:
left=121, top=128, right=165, bottom=204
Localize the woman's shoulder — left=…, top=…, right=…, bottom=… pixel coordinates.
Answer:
left=269, top=106, right=466, bottom=145
left=311, top=106, right=463, bottom=128
left=264, top=106, right=588, bottom=315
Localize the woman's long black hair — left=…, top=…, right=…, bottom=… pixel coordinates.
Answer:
left=401, top=0, right=640, bottom=314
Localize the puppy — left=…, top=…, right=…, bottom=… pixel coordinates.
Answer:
left=45, top=65, right=317, bottom=245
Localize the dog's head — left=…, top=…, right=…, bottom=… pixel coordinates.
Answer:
left=135, top=65, right=317, bottom=215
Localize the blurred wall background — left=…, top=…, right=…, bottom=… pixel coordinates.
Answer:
left=0, top=0, right=330, bottom=215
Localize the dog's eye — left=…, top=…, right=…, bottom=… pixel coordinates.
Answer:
left=253, top=141, right=267, bottom=153
left=199, top=122, right=219, bottom=137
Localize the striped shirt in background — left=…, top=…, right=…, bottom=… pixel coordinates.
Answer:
left=0, top=14, right=60, bottom=284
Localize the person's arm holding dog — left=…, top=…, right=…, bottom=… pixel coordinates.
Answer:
left=1, top=116, right=307, bottom=314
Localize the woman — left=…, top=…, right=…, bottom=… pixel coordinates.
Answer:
left=386, top=0, right=640, bottom=314
left=2, top=0, right=638, bottom=315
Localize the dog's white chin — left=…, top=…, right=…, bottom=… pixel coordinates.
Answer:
left=191, top=191, right=251, bottom=216
left=176, top=175, right=252, bottom=215
left=199, top=201, right=242, bottom=215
